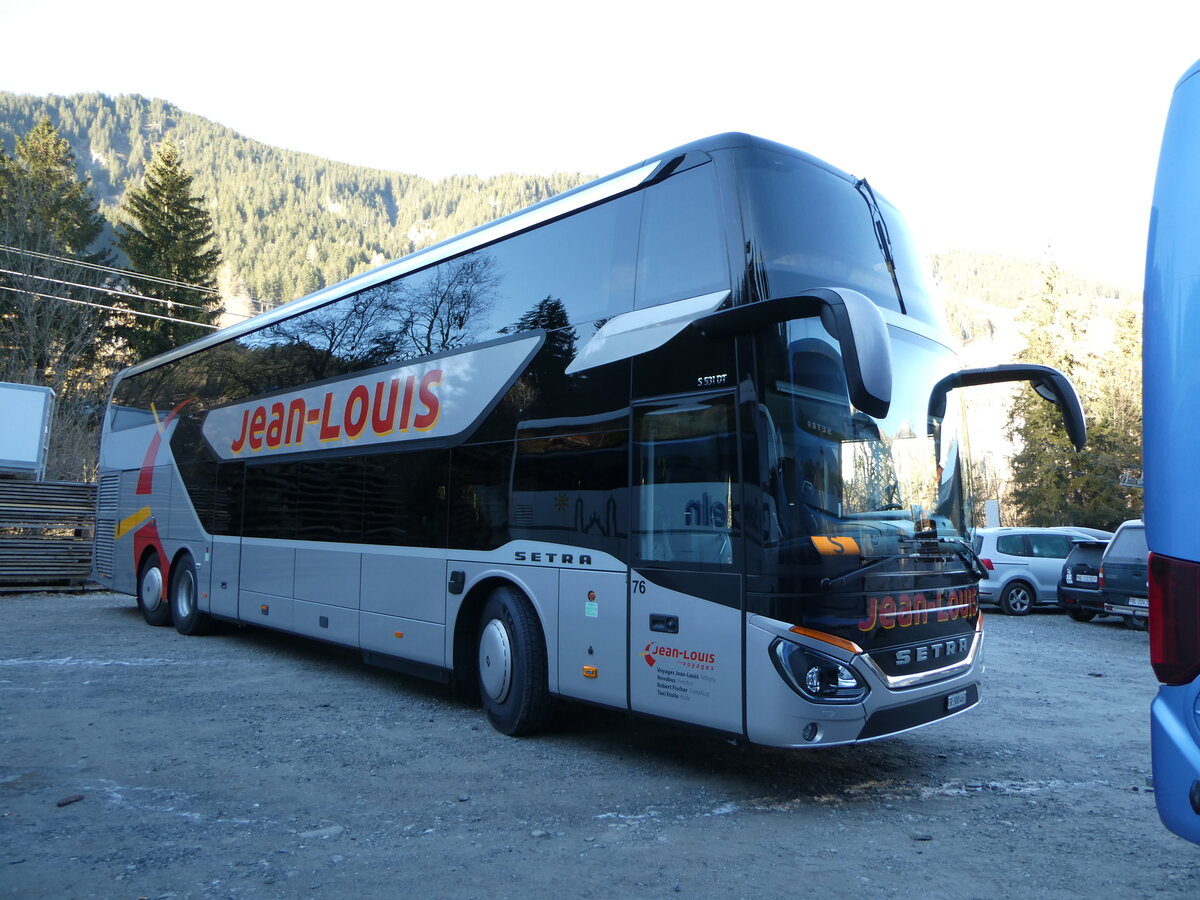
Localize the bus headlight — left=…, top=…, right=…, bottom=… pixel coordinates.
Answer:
left=770, top=638, right=869, bottom=704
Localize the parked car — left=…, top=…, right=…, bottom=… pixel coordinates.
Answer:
left=1057, top=537, right=1111, bottom=621
left=972, top=526, right=1113, bottom=615
left=1095, top=520, right=1149, bottom=630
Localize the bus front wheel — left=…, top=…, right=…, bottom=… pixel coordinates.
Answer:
left=137, top=550, right=172, bottom=627
left=476, top=586, right=552, bottom=736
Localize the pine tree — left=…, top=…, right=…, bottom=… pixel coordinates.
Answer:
left=502, top=296, right=577, bottom=413
left=1005, top=259, right=1141, bottom=529
left=0, top=118, right=111, bottom=383
left=1005, top=260, right=1080, bottom=524
left=0, top=117, right=115, bottom=479
left=117, top=139, right=222, bottom=360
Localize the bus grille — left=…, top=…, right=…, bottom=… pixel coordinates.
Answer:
left=93, top=474, right=120, bottom=580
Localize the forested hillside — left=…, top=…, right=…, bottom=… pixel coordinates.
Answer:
left=0, top=93, right=591, bottom=311
left=930, top=248, right=1136, bottom=347
left=0, top=92, right=1138, bottom=328
left=0, top=91, right=1142, bottom=517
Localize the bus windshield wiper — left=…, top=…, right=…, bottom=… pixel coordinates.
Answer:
left=854, top=177, right=907, bottom=315
left=820, top=554, right=906, bottom=591
left=820, top=537, right=986, bottom=591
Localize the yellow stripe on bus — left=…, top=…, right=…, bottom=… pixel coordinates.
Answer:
left=114, top=506, right=152, bottom=540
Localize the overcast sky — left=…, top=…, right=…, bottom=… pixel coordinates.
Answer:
left=2, top=0, right=1198, bottom=291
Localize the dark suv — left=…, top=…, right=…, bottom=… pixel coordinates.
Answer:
left=1061, top=520, right=1147, bottom=628
left=1057, top=537, right=1111, bottom=622
left=1097, top=520, right=1149, bottom=630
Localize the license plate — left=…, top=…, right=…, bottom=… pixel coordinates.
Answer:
left=1077, top=574, right=1098, bottom=584
left=1129, top=597, right=1149, bottom=609
left=946, top=690, right=968, bottom=711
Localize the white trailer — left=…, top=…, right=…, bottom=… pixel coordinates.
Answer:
left=0, top=382, right=55, bottom=481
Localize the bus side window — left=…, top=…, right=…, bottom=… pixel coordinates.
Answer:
left=635, top=164, right=729, bottom=309
left=362, top=451, right=449, bottom=548
left=243, top=462, right=300, bottom=540
left=450, top=442, right=515, bottom=551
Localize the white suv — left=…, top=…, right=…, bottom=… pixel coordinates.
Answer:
left=971, top=526, right=1113, bottom=615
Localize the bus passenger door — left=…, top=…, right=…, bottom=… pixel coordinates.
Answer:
left=629, top=393, right=744, bottom=735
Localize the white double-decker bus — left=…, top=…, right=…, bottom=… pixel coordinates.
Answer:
left=94, top=133, right=1083, bottom=745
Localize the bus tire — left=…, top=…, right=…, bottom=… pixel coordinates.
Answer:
left=137, top=550, right=172, bottom=627
left=476, top=586, right=552, bottom=736
left=999, top=581, right=1035, bottom=616
left=171, top=553, right=213, bottom=636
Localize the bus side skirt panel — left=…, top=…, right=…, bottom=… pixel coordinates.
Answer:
left=360, top=551, right=448, bottom=664
left=360, top=613, right=446, bottom=667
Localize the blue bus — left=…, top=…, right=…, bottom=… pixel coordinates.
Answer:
left=1146, top=59, right=1200, bottom=844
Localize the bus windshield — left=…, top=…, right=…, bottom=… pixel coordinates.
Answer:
left=739, top=146, right=941, bottom=326
left=751, top=320, right=970, bottom=572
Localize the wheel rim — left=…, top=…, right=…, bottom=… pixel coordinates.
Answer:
left=174, top=569, right=195, bottom=619
left=478, top=618, right=512, bottom=703
left=140, top=565, right=163, bottom=611
left=1009, top=587, right=1031, bottom=613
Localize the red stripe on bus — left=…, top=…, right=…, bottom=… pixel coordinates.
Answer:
left=136, top=399, right=193, bottom=495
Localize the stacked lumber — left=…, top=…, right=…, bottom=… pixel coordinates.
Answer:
left=0, top=481, right=96, bottom=590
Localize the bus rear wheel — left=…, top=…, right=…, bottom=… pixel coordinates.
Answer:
left=171, top=553, right=213, bottom=636
left=477, top=586, right=552, bottom=736
left=137, top=550, right=172, bottom=627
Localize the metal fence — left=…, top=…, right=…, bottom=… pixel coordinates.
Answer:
left=0, top=481, right=96, bottom=591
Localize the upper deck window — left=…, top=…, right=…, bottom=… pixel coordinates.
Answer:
left=738, top=149, right=939, bottom=326
left=635, top=163, right=729, bottom=308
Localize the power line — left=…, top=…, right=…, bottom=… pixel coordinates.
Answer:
left=0, top=267, right=230, bottom=316
left=0, top=266, right=244, bottom=317
left=0, top=284, right=222, bottom=329
left=0, top=243, right=220, bottom=295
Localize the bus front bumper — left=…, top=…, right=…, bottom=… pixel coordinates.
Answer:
left=744, top=616, right=983, bottom=748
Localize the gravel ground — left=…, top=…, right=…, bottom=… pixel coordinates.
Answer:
left=1, top=590, right=1197, bottom=899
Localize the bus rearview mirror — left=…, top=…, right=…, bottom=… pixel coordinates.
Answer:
left=927, top=363, right=1087, bottom=452
left=694, top=287, right=893, bottom=419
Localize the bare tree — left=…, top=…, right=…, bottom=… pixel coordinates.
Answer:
left=393, top=254, right=499, bottom=358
